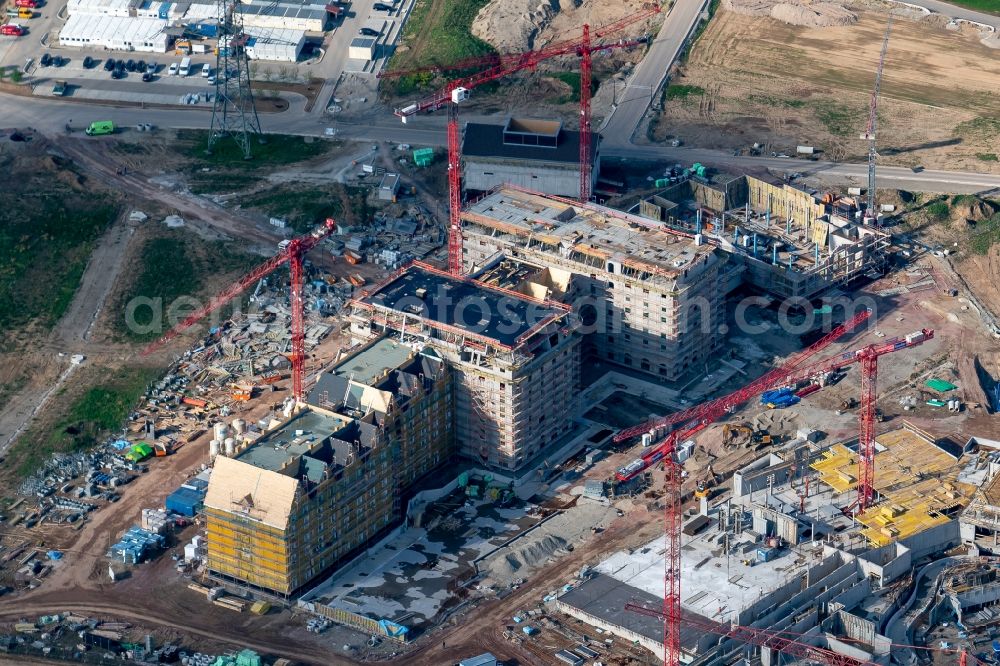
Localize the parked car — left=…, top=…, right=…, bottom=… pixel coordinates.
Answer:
left=116, top=58, right=125, bottom=70
left=40, top=52, right=52, bottom=67
left=168, top=62, right=179, bottom=75
left=125, top=59, right=136, bottom=72
left=83, top=55, right=94, bottom=68
left=145, top=61, right=156, bottom=73
left=51, top=55, right=65, bottom=67
left=141, top=71, right=153, bottom=82
left=359, top=27, right=379, bottom=36
left=111, top=68, right=124, bottom=79
left=373, top=2, right=392, bottom=10
left=103, top=57, right=115, bottom=71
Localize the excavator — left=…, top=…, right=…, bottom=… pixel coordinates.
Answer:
left=722, top=423, right=772, bottom=448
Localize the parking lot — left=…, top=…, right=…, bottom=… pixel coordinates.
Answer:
left=0, top=0, right=418, bottom=113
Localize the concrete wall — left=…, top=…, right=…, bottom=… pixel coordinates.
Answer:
left=858, top=542, right=912, bottom=587
left=463, top=157, right=596, bottom=199
left=900, top=519, right=961, bottom=560
left=553, top=599, right=664, bottom=662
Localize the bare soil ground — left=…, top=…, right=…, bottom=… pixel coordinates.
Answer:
left=653, top=9, right=1000, bottom=171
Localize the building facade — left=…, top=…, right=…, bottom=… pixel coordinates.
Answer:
left=348, top=262, right=581, bottom=471
left=204, top=339, right=452, bottom=596
left=461, top=118, right=600, bottom=199
left=462, top=187, right=725, bottom=381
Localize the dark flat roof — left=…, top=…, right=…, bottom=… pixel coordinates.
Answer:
left=362, top=264, right=563, bottom=348
left=558, top=573, right=705, bottom=651
left=463, top=121, right=599, bottom=165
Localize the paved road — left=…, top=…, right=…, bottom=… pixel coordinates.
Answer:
left=2, top=0, right=1000, bottom=194
left=2, top=94, right=999, bottom=194
left=600, top=0, right=712, bottom=142
left=905, top=0, right=998, bottom=26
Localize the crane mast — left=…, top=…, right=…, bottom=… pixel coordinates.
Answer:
left=143, top=219, right=337, bottom=404
left=863, top=15, right=892, bottom=222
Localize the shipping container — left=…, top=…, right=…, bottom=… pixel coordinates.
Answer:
left=847, top=187, right=863, bottom=196
left=166, top=487, right=204, bottom=516
left=182, top=396, right=208, bottom=408
left=796, top=145, right=815, bottom=154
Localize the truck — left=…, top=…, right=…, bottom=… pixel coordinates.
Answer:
left=174, top=39, right=191, bottom=55
left=13, top=0, right=38, bottom=7
left=178, top=56, right=191, bottom=76
left=51, top=80, right=67, bottom=96
left=84, top=120, right=114, bottom=136
left=5, top=7, right=32, bottom=18
left=0, top=23, right=24, bottom=35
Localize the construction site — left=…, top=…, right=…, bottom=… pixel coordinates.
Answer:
left=1, top=0, right=1000, bottom=663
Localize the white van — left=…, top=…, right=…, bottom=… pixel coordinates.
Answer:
left=178, top=56, right=191, bottom=76
left=201, top=63, right=211, bottom=78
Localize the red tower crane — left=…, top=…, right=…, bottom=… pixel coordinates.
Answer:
left=614, top=308, right=873, bottom=445
left=142, top=218, right=337, bottom=403
left=613, top=320, right=932, bottom=665
left=624, top=603, right=879, bottom=666
left=382, top=5, right=661, bottom=273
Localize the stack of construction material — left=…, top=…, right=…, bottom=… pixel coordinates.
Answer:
left=140, top=508, right=172, bottom=534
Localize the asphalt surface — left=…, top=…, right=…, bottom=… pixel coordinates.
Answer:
left=0, top=0, right=998, bottom=195
left=600, top=0, right=713, bottom=142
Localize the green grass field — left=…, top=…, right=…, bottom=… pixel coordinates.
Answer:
left=241, top=185, right=372, bottom=233
left=114, top=232, right=257, bottom=342
left=10, top=366, right=161, bottom=477
left=943, top=0, right=1000, bottom=15
left=383, top=0, right=496, bottom=96
left=0, top=159, right=117, bottom=341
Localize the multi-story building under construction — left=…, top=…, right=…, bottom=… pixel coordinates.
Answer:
left=462, top=186, right=726, bottom=381
left=203, top=338, right=450, bottom=596
left=348, top=262, right=580, bottom=472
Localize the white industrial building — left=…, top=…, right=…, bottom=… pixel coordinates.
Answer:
left=243, top=28, right=305, bottom=62
left=348, top=37, right=376, bottom=61
left=65, top=0, right=135, bottom=17
left=59, top=14, right=169, bottom=52
left=240, top=0, right=328, bottom=32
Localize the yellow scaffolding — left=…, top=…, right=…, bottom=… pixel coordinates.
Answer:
left=810, top=426, right=976, bottom=547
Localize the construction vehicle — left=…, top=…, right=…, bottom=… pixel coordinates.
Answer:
left=175, top=39, right=192, bottom=55
left=694, top=480, right=709, bottom=500
left=723, top=424, right=771, bottom=448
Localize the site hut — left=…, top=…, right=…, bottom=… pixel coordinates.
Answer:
left=59, top=14, right=170, bottom=52
left=461, top=187, right=725, bottom=382
left=348, top=37, right=376, bottom=61
left=640, top=172, right=889, bottom=299
left=461, top=117, right=600, bottom=200
left=239, top=0, right=329, bottom=32
left=203, top=339, right=451, bottom=597
left=348, top=262, right=580, bottom=473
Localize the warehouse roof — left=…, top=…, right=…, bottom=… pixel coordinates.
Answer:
left=557, top=573, right=705, bottom=651
left=463, top=117, right=598, bottom=165
left=361, top=264, right=565, bottom=348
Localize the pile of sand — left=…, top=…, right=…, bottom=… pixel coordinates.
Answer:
left=724, top=0, right=857, bottom=26
left=472, top=0, right=559, bottom=52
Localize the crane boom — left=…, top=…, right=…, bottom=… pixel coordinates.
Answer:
left=142, top=218, right=337, bottom=402
left=624, top=603, right=879, bottom=666
left=615, top=309, right=872, bottom=442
